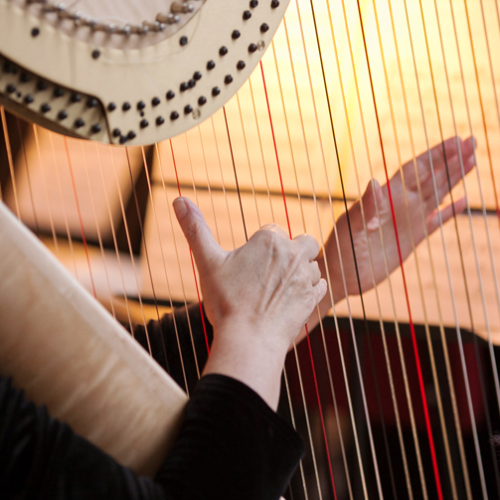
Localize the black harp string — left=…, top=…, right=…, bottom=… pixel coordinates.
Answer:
left=398, top=0, right=488, bottom=496
left=270, top=25, right=355, bottom=500
left=384, top=0, right=472, bottom=496
left=240, top=75, right=312, bottom=499
left=222, top=98, right=324, bottom=498
left=417, top=0, right=500, bottom=494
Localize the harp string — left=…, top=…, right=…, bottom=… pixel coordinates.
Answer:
left=268, top=32, right=350, bottom=497
left=398, top=0, right=488, bottom=496
left=366, top=0, right=459, bottom=496
left=210, top=114, right=237, bottom=248
left=0, top=107, right=20, bottom=219
left=108, top=147, right=152, bottom=352
left=355, top=2, right=449, bottom=498
left=425, top=0, right=500, bottom=493
left=247, top=80, right=275, bottom=221
left=126, top=147, right=164, bottom=335
left=300, top=3, right=409, bottom=499
left=384, top=0, right=472, bottom=496
left=222, top=88, right=323, bottom=499
left=422, top=0, right=500, bottom=492
left=15, top=118, right=40, bottom=237
left=94, top=143, right=135, bottom=335
left=48, top=133, right=78, bottom=278
left=231, top=78, right=313, bottom=499
left=259, top=60, right=339, bottom=500
left=138, top=145, right=185, bottom=390
left=296, top=1, right=420, bottom=498
left=156, top=142, right=201, bottom=380
left=169, top=139, right=211, bottom=355
left=79, top=142, right=116, bottom=319
left=269, top=28, right=356, bottom=499
left=63, top=137, right=97, bottom=299
left=465, top=0, right=500, bottom=224
left=319, top=0, right=422, bottom=494
left=196, top=126, right=222, bottom=244
left=236, top=92, right=261, bottom=228
left=460, top=0, right=500, bottom=420
left=280, top=5, right=394, bottom=497
left=222, top=106, right=248, bottom=241
left=33, top=125, right=59, bottom=257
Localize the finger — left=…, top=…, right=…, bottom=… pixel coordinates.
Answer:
left=293, top=233, right=320, bottom=261
left=173, top=197, right=222, bottom=267
left=259, top=223, right=289, bottom=240
left=361, top=178, right=383, bottom=223
left=309, top=260, right=322, bottom=285
left=428, top=136, right=463, bottom=167
left=414, top=137, right=463, bottom=191
left=427, top=197, right=466, bottom=234
left=313, top=278, right=328, bottom=306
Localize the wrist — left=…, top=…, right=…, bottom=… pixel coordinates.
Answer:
left=203, top=322, right=289, bottom=410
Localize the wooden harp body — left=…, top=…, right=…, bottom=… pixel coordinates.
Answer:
left=1, top=0, right=500, bottom=499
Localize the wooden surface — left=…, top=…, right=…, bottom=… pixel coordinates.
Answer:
left=0, top=200, right=187, bottom=477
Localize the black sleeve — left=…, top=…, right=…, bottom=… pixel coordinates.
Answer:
left=157, top=374, right=304, bottom=500
left=133, top=303, right=213, bottom=394
left=0, top=374, right=304, bottom=500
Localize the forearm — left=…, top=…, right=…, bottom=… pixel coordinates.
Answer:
left=203, top=320, right=289, bottom=410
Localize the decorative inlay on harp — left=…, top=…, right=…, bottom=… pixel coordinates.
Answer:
left=2, top=0, right=500, bottom=499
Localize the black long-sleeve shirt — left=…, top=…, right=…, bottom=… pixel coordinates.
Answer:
left=0, top=304, right=304, bottom=500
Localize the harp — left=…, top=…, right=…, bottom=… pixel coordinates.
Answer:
left=1, top=0, right=500, bottom=499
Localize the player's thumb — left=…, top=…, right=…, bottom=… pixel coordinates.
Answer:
left=173, top=197, right=222, bottom=268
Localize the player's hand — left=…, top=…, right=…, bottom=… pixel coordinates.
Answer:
left=325, top=136, right=475, bottom=300
left=173, top=197, right=326, bottom=408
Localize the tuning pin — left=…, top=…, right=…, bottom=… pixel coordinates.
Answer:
left=117, top=24, right=132, bottom=35
left=156, top=12, right=180, bottom=24
left=171, top=2, right=194, bottom=14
